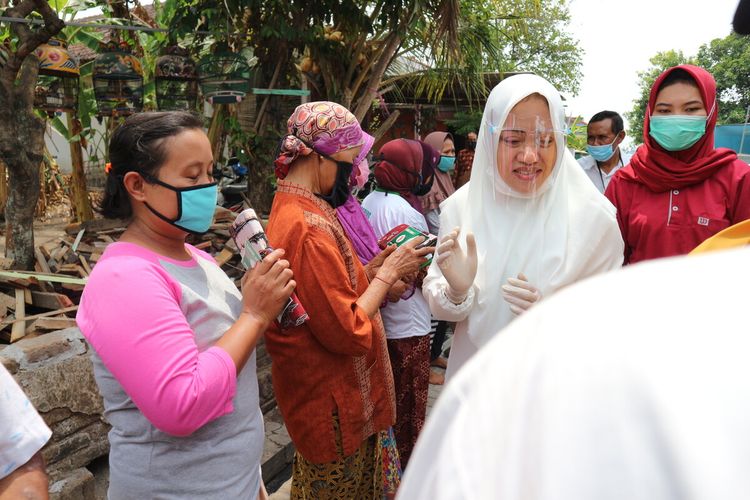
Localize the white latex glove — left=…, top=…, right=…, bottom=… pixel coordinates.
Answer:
left=435, top=227, right=478, bottom=304
left=502, top=273, right=542, bottom=315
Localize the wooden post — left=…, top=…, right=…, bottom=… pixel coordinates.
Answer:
left=36, top=159, right=47, bottom=217
left=10, top=288, right=26, bottom=342
left=207, top=105, right=226, bottom=163
left=67, top=112, right=93, bottom=223
left=0, top=159, right=6, bottom=218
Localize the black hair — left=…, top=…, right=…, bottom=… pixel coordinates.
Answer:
left=99, top=111, right=205, bottom=219
left=735, top=0, right=750, bottom=34
left=589, top=110, right=624, bottom=136
left=658, top=68, right=698, bottom=92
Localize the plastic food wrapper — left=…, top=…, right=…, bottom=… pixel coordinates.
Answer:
left=230, top=208, right=309, bottom=329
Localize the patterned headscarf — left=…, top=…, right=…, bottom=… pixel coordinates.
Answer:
left=274, top=101, right=374, bottom=179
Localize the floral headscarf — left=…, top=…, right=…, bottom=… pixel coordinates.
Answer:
left=274, top=101, right=374, bottom=179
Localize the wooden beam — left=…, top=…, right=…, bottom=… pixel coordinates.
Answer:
left=0, top=270, right=86, bottom=285
left=25, top=316, right=77, bottom=333
left=1, top=305, right=77, bottom=327
left=30, top=290, right=74, bottom=310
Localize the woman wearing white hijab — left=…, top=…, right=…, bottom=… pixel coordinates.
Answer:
left=423, top=74, right=624, bottom=379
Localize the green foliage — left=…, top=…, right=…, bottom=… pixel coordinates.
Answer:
left=626, top=50, right=694, bottom=143
left=444, top=110, right=482, bottom=135
left=627, top=34, right=750, bottom=144
left=393, top=0, right=582, bottom=106
left=490, top=0, right=582, bottom=96
left=696, top=33, right=750, bottom=125
left=566, top=116, right=588, bottom=153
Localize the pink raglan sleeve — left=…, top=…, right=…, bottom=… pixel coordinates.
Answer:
left=76, top=255, right=237, bottom=437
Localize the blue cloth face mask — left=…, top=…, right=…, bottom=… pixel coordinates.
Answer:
left=586, top=138, right=619, bottom=162
left=436, top=155, right=456, bottom=173
left=649, top=115, right=708, bottom=152
left=141, top=173, right=218, bottom=234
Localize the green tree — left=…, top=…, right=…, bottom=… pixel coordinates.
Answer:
left=491, top=0, right=582, bottom=95
left=696, top=33, right=750, bottom=124
left=625, top=50, right=693, bottom=143
left=160, top=0, right=467, bottom=212
left=392, top=0, right=582, bottom=107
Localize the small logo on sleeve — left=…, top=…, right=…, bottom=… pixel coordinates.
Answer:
left=697, top=216, right=710, bottom=226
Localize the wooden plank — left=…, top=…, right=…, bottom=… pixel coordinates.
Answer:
left=61, top=283, right=85, bottom=293
left=39, top=245, right=53, bottom=261
left=53, top=246, right=71, bottom=265
left=0, top=292, right=15, bottom=311
left=10, top=289, right=26, bottom=342
left=65, top=218, right=128, bottom=236
left=0, top=270, right=87, bottom=286
left=194, top=241, right=212, bottom=250
left=0, top=274, right=36, bottom=288
left=34, top=247, right=54, bottom=292
left=1, top=305, right=78, bottom=327
left=215, top=248, right=234, bottom=266
left=79, top=255, right=92, bottom=275
left=30, top=291, right=74, bottom=310
left=25, top=316, right=77, bottom=333
left=71, top=229, right=86, bottom=253
left=74, top=265, right=88, bottom=278
left=69, top=242, right=95, bottom=254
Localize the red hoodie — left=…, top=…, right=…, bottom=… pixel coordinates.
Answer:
left=606, top=65, right=750, bottom=264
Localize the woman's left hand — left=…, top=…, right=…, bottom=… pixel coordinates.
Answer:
left=502, top=273, right=542, bottom=315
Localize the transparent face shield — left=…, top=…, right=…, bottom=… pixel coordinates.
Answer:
left=488, top=113, right=565, bottom=200
left=481, top=108, right=566, bottom=289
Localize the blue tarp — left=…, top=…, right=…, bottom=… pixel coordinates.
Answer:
left=715, top=124, right=750, bottom=154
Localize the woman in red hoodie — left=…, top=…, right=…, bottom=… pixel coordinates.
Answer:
left=606, top=65, right=750, bottom=265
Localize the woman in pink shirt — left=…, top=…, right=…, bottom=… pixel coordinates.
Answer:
left=606, top=65, right=750, bottom=264
left=76, top=112, right=295, bottom=499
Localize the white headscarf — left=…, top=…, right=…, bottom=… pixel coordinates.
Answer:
left=446, top=73, right=623, bottom=347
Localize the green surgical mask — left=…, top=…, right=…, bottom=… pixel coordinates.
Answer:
left=649, top=115, right=708, bottom=152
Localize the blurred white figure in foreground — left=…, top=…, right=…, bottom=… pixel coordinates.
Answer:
left=401, top=248, right=750, bottom=500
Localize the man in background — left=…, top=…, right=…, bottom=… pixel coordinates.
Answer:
left=578, top=111, right=631, bottom=193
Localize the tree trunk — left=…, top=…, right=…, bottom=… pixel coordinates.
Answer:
left=0, top=0, right=64, bottom=270
left=245, top=143, right=275, bottom=217
left=67, top=113, right=94, bottom=222
left=353, top=34, right=402, bottom=122
left=2, top=61, right=46, bottom=270
left=5, top=150, right=41, bottom=270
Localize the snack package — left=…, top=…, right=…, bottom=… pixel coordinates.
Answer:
left=377, top=224, right=437, bottom=267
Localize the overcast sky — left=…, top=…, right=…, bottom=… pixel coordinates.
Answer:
left=565, top=0, right=741, bottom=134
